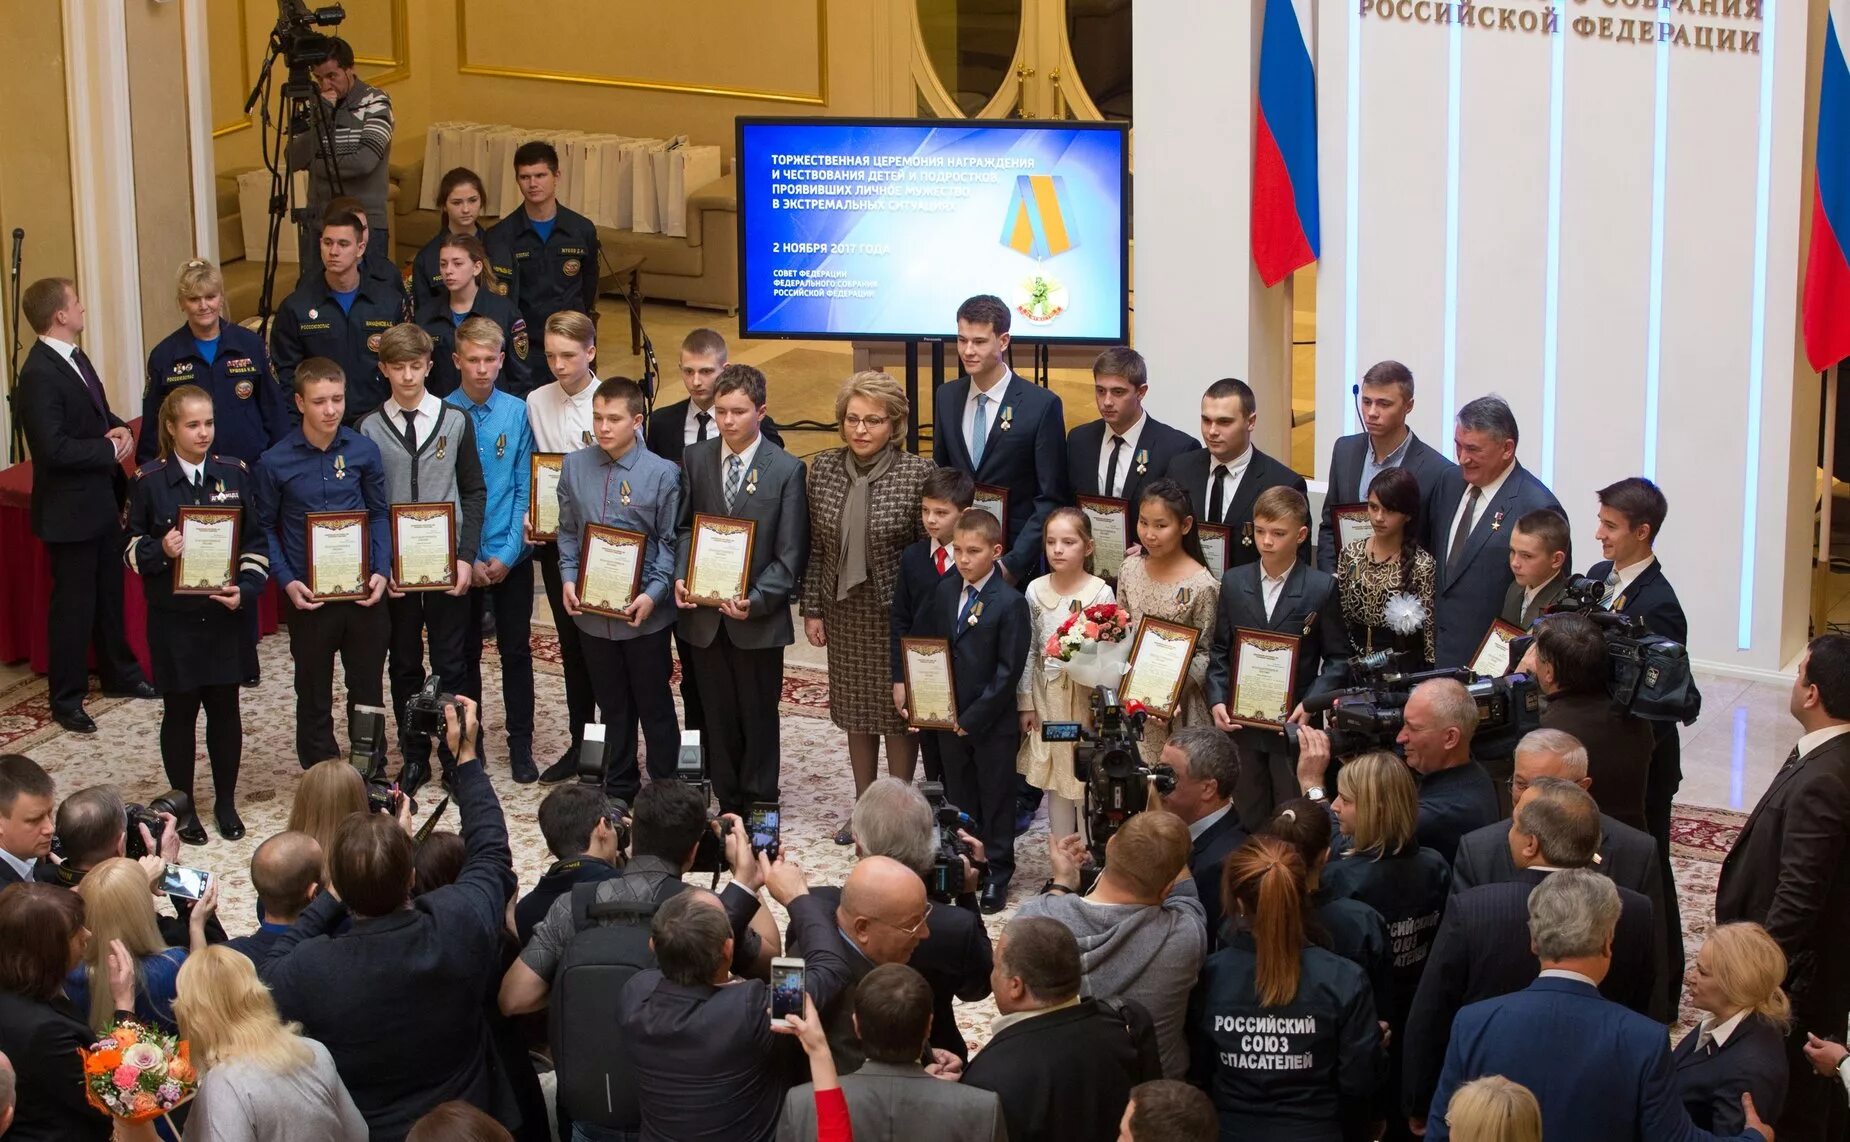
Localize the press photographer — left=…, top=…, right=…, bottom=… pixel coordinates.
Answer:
left=281, top=19, right=395, bottom=273
left=1041, top=686, right=1173, bottom=873
left=49, top=786, right=228, bottom=947
left=1525, top=612, right=1657, bottom=833
left=512, top=783, right=627, bottom=945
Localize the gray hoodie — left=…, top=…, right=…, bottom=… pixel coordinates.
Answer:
left=1015, top=876, right=1207, bottom=1078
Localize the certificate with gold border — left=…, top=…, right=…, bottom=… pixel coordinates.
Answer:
left=686, top=513, right=756, bottom=606
left=1197, top=522, right=1232, bottom=581
left=172, top=505, right=240, bottom=595
left=1470, top=619, right=1527, bottom=679
left=390, top=503, right=457, bottom=591
left=902, top=637, right=958, bottom=730
left=1121, top=618, right=1202, bottom=721
left=1078, top=495, right=1129, bottom=578
left=973, top=484, right=1008, bottom=528
left=1230, top=627, right=1302, bottom=729
left=577, top=524, right=646, bottom=617
left=529, top=452, right=565, bottom=540
left=1330, top=502, right=1373, bottom=554
left=304, top=511, right=369, bottom=601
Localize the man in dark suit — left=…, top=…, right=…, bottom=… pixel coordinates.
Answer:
left=961, top=916, right=1163, bottom=1142
left=1426, top=870, right=1770, bottom=1142
left=1064, top=346, right=1199, bottom=509
left=1168, top=377, right=1310, bottom=570
left=1405, top=779, right=1662, bottom=1127
left=1159, top=727, right=1247, bottom=945
left=673, top=364, right=809, bottom=815
left=0, top=756, right=57, bottom=889
left=14, top=278, right=155, bottom=733
left=1205, top=486, right=1348, bottom=829
left=932, top=294, right=1067, bottom=585
left=259, top=697, right=518, bottom=1141
left=1315, top=360, right=1457, bottom=571
left=1717, top=633, right=1850, bottom=1141
left=1429, top=395, right=1562, bottom=669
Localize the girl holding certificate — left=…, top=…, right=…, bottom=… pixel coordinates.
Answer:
left=126, top=385, right=269, bottom=843
left=1334, top=467, right=1437, bottom=670
left=1116, top=479, right=1219, bottom=764
left=1016, top=507, right=1115, bottom=841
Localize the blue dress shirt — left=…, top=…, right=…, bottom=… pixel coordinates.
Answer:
left=446, top=385, right=533, bottom=568
left=252, top=426, right=392, bottom=588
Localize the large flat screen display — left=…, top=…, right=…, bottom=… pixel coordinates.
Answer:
left=736, top=118, right=1129, bottom=342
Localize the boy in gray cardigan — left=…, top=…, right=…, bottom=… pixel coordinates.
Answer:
left=357, top=324, right=487, bottom=794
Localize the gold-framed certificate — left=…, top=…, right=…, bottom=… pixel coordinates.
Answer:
left=686, top=513, right=756, bottom=606
left=1330, top=502, right=1373, bottom=553
left=529, top=452, right=564, bottom=540
left=1197, top=522, right=1232, bottom=581
left=577, top=524, right=646, bottom=617
left=902, top=637, right=958, bottom=730
left=1121, top=618, right=1202, bottom=721
left=1470, top=619, right=1528, bottom=678
left=973, top=483, right=1008, bottom=527
left=1078, top=495, right=1130, bottom=578
left=1229, top=627, right=1302, bottom=729
left=171, top=505, right=240, bottom=595
left=390, top=502, right=457, bottom=591
left=304, top=511, right=370, bottom=601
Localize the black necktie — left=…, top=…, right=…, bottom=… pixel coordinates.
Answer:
left=193, top=468, right=205, bottom=498
left=400, top=408, right=418, bottom=453
left=1447, top=485, right=1482, bottom=569
left=72, top=347, right=107, bottom=414
left=1782, top=745, right=1802, bottom=772
left=1208, top=465, right=1227, bottom=524
left=696, top=411, right=711, bottom=442
left=1105, top=436, right=1124, bottom=498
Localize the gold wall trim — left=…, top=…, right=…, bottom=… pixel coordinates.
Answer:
left=353, top=0, right=411, bottom=88
left=212, top=0, right=252, bottom=137
left=455, top=0, right=829, bottom=105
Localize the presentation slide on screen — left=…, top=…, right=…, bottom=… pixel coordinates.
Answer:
left=738, top=120, right=1127, bottom=341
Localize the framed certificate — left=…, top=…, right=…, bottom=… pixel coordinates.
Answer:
left=686, top=513, right=757, bottom=606
left=1121, top=618, right=1202, bottom=721
left=1469, top=619, right=1528, bottom=679
left=1330, top=502, right=1373, bottom=554
left=577, top=524, right=646, bottom=616
left=1229, top=627, right=1303, bottom=729
left=529, top=452, right=565, bottom=540
left=902, top=637, right=958, bottom=730
left=1197, top=522, right=1232, bottom=581
left=973, top=483, right=1008, bottom=526
left=304, top=511, right=370, bottom=601
left=390, top=503, right=457, bottom=591
left=1078, top=495, right=1130, bottom=578
left=171, top=505, right=240, bottom=595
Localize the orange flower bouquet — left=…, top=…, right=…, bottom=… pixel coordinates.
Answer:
left=80, top=1020, right=196, bottom=1122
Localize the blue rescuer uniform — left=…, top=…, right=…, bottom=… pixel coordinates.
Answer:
left=137, top=324, right=290, bottom=466
left=416, top=289, right=535, bottom=399
left=269, top=273, right=409, bottom=420
left=489, top=205, right=600, bottom=335
left=411, top=227, right=521, bottom=316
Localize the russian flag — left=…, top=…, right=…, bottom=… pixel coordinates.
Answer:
left=1253, top=0, right=1320, bottom=288
left=1804, top=2, right=1850, bottom=372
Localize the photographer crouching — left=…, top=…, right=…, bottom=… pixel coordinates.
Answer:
left=49, top=786, right=228, bottom=946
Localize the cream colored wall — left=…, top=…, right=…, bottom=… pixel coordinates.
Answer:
left=0, top=0, right=77, bottom=362
left=128, top=0, right=195, bottom=350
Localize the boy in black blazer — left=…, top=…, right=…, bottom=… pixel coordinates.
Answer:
left=902, top=509, right=1030, bottom=913
left=1206, top=487, right=1349, bottom=831
left=890, top=468, right=976, bottom=785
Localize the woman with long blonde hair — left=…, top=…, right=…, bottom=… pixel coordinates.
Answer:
left=1672, top=922, right=1791, bottom=1132
left=65, top=858, right=214, bottom=1032
left=287, top=759, right=369, bottom=868
left=1443, top=1075, right=1543, bottom=1142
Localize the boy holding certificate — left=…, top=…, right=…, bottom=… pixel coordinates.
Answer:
left=906, top=508, right=1031, bottom=914
left=557, top=377, right=683, bottom=801
left=889, top=467, right=974, bottom=789
left=1206, top=486, right=1349, bottom=831
left=357, top=324, right=488, bottom=798
left=671, top=363, right=809, bottom=817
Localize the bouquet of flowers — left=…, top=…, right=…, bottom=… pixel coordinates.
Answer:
left=1046, top=602, right=1134, bottom=689
left=81, top=1020, right=196, bottom=1122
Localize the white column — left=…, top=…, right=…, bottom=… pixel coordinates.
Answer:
left=183, top=0, right=220, bottom=264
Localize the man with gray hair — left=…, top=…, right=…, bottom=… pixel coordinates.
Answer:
left=1405, top=780, right=1663, bottom=1131
left=1425, top=869, right=1770, bottom=1142
left=1429, top=394, right=1563, bottom=669
left=1396, top=678, right=1500, bottom=864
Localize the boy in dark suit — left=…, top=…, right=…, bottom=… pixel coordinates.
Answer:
left=1315, top=360, right=1457, bottom=571
left=1064, top=346, right=1199, bottom=507
left=1167, top=378, right=1309, bottom=571
left=671, top=364, right=809, bottom=815
left=1206, top=486, right=1348, bottom=830
left=903, top=509, right=1030, bottom=913
left=890, top=467, right=976, bottom=786
left=1500, top=508, right=1571, bottom=629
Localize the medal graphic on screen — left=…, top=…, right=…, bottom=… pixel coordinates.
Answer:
left=1000, top=174, right=1075, bottom=327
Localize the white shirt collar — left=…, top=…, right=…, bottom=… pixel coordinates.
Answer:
left=1188, top=803, right=1233, bottom=841
left=1797, top=723, right=1850, bottom=758
left=1107, top=413, right=1147, bottom=454
left=1610, top=554, right=1657, bottom=598
left=1537, top=968, right=1600, bottom=987
left=0, top=847, right=35, bottom=882
left=1260, top=563, right=1291, bottom=587
left=176, top=455, right=205, bottom=486
left=1212, top=444, right=1255, bottom=477
left=38, top=335, right=79, bottom=366
left=387, top=390, right=444, bottom=424
left=723, top=433, right=764, bottom=475
left=1522, top=572, right=1561, bottom=611
left=1470, top=460, right=1517, bottom=507
left=990, top=995, right=1081, bottom=1037
left=1697, top=1009, right=1750, bottom=1050
left=961, top=568, right=996, bottom=598
left=971, top=370, right=1013, bottom=405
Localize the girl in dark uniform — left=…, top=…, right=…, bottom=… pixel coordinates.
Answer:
left=126, top=385, right=269, bottom=844
left=416, top=232, right=534, bottom=398
left=410, top=167, right=519, bottom=314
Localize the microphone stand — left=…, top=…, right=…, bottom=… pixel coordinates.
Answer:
left=7, top=228, right=23, bottom=464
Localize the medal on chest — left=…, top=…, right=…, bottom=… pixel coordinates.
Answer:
left=435, top=435, right=447, bottom=461
left=1490, top=510, right=1505, bottom=532
left=495, top=433, right=507, bottom=459
left=582, top=430, right=593, bottom=446
left=1135, top=448, right=1148, bottom=476
left=998, top=406, right=1014, bottom=433
left=746, top=468, right=759, bottom=496
left=968, top=600, right=984, bottom=627
left=334, top=454, right=347, bottom=479
left=1242, top=521, right=1254, bottom=547
left=620, top=479, right=632, bottom=507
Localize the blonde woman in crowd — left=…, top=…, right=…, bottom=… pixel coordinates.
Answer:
left=1443, top=1075, right=1543, bottom=1142
left=1671, top=922, right=1791, bottom=1133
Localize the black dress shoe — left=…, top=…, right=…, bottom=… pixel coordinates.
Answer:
left=214, top=804, right=245, bottom=841
left=509, top=741, right=539, bottom=785
left=175, top=813, right=209, bottom=846
left=538, top=744, right=579, bottom=785
left=979, top=882, right=1009, bottom=915
left=103, top=681, right=158, bottom=700
left=241, top=671, right=261, bottom=689
left=54, top=709, right=97, bottom=734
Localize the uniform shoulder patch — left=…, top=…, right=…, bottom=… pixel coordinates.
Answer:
left=211, top=454, right=249, bottom=472
left=134, top=459, right=166, bottom=479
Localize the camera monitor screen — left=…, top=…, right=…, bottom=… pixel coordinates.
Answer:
left=770, top=959, right=806, bottom=1019
left=737, top=118, right=1129, bottom=342
left=747, top=804, right=780, bottom=854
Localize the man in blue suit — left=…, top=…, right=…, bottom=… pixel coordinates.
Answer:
left=1064, top=346, right=1199, bottom=509
left=932, top=294, right=1068, bottom=586
left=1426, top=869, right=1770, bottom=1142
left=1314, top=360, right=1457, bottom=571
left=1430, top=395, right=1563, bottom=669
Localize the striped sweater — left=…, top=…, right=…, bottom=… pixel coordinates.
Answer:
left=288, top=78, right=395, bottom=238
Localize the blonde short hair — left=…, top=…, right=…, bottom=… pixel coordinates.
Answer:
left=173, top=946, right=314, bottom=1074
left=176, top=258, right=224, bottom=301
left=1335, top=751, right=1419, bottom=859
left=1445, top=1076, right=1542, bottom=1142
left=544, top=310, right=596, bottom=349
left=454, top=315, right=504, bottom=351
left=1701, top=922, right=1793, bottom=1032
left=834, top=370, right=908, bottom=438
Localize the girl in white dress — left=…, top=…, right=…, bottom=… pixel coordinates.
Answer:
left=1017, top=507, right=1115, bottom=840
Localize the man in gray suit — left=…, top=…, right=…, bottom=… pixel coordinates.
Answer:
left=674, top=363, right=810, bottom=815
left=1315, top=360, right=1457, bottom=571
left=778, top=964, right=1008, bottom=1142
left=1430, top=395, right=1564, bottom=668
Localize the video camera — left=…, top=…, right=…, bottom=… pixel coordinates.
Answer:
left=1533, top=577, right=1703, bottom=724
left=919, top=781, right=976, bottom=898
left=123, top=790, right=193, bottom=860
left=1043, top=687, right=1172, bottom=867
left=273, top=0, right=345, bottom=74
left=1287, top=656, right=1543, bottom=759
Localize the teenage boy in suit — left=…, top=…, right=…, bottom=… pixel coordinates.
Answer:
left=1501, top=508, right=1571, bottom=629
left=672, top=363, right=809, bottom=816
left=901, top=509, right=1030, bottom=914
left=1316, top=361, right=1456, bottom=572
left=1168, top=378, right=1309, bottom=571
left=1206, top=486, right=1348, bottom=831
left=1064, top=346, right=1199, bottom=507
left=890, top=467, right=976, bottom=789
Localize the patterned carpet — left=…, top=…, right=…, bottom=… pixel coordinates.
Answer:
left=3, top=629, right=1743, bottom=1048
